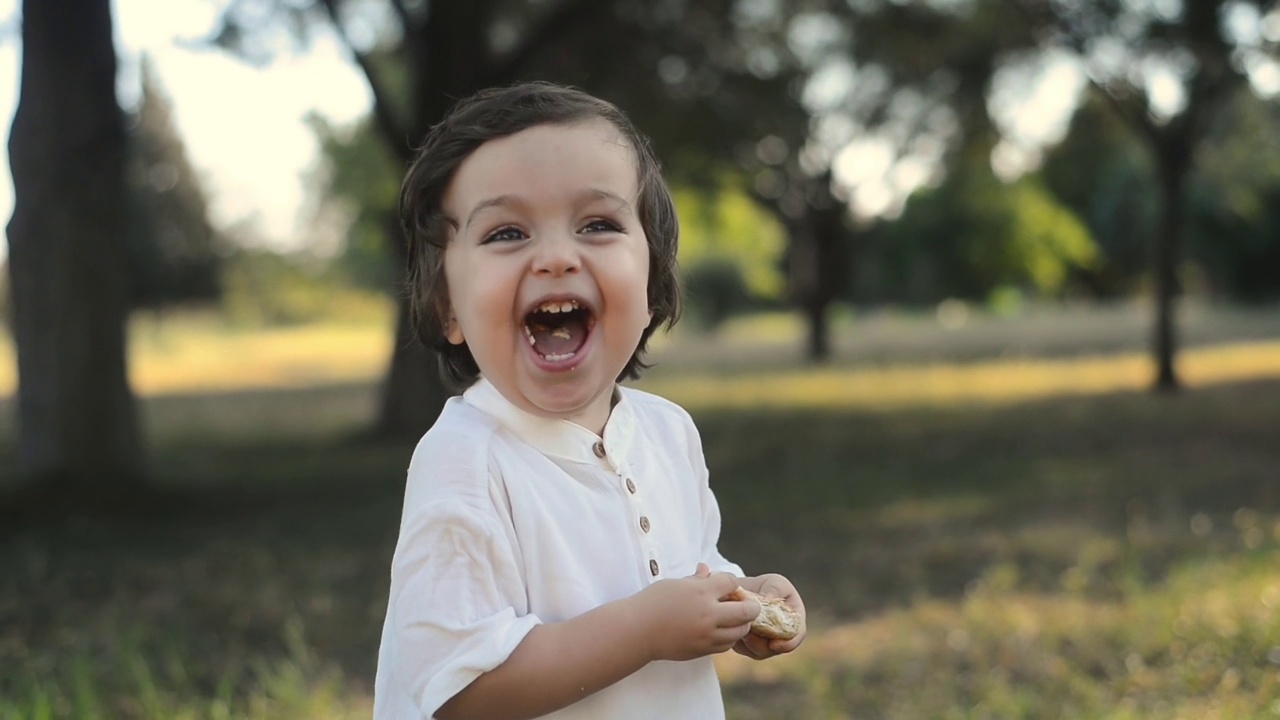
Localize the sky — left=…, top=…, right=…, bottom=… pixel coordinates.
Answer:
left=0, top=0, right=372, bottom=261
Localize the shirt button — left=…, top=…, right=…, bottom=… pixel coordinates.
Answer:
left=592, top=441, right=607, bottom=459
left=639, top=516, right=651, bottom=533
left=625, top=478, right=636, bottom=494
left=649, top=559, right=659, bottom=576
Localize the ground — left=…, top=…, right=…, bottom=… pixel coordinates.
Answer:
left=2, top=302, right=1279, bottom=719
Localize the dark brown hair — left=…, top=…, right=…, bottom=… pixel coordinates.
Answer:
left=401, top=82, right=681, bottom=389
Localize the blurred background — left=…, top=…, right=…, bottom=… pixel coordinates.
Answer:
left=3, top=0, right=1280, bottom=717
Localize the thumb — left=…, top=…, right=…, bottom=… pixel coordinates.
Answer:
left=691, top=562, right=712, bottom=578
left=757, top=575, right=791, bottom=599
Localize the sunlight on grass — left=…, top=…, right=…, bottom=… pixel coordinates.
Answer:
left=716, top=552, right=1280, bottom=719
left=126, top=321, right=393, bottom=394
left=640, top=341, right=1280, bottom=411
left=4, top=309, right=1280, bottom=719
left=4, top=316, right=1280, bottom=410
left=0, top=320, right=392, bottom=397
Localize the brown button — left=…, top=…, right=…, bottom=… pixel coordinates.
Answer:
left=592, top=441, right=606, bottom=459
left=639, top=516, right=651, bottom=533
left=649, top=559, right=659, bottom=576
left=625, top=478, right=636, bottom=494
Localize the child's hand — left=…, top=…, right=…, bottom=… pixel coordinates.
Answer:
left=632, top=563, right=759, bottom=662
left=731, top=573, right=806, bottom=660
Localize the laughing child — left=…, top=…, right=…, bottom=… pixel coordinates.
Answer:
left=373, top=82, right=806, bottom=720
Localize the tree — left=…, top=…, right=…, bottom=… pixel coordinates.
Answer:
left=772, top=1, right=1044, bottom=356
left=126, top=56, right=223, bottom=310
left=860, top=146, right=1098, bottom=305
left=6, top=0, right=145, bottom=487
left=1186, top=87, right=1280, bottom=302
left=1040, top=92, right=1157, bottom=298
left=1013, top=0, right=1275, bottom=390
left=831, top=0, right=1278, bottom=390
left=213, top=0, right=822, bottom=433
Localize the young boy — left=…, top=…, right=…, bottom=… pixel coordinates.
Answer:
left=374, top=82, right=806, bottom=720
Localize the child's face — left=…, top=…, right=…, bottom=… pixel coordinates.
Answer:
left=441, top=120, right=653, bottom=433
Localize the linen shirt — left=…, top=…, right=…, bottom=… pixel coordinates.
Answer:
left=373, top=379, right=744, bottom=720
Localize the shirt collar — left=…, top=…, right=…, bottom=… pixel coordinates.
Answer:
left=463, top=378, right=635, bottom=468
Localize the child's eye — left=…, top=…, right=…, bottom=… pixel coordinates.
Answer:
left=581, top=219, right=622, bottom=234
left=482, top=226, right=527, bottom=244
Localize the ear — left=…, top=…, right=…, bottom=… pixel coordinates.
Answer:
left=444, top=313, right=465, bottom=345
left=438, top=297, right=464, bottom=345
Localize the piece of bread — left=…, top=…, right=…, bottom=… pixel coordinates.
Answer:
left=727, top=587, right=803, bottom=640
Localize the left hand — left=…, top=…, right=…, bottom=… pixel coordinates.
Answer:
left=729, top=573, right=806, bottom=660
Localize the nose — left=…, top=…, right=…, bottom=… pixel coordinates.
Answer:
left=532, top=232, right=581, bottom=276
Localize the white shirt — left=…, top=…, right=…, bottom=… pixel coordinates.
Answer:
left=373, top=378, right=744, bottom=720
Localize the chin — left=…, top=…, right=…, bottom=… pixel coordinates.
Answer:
left=523, top=373, right=611, bottom=417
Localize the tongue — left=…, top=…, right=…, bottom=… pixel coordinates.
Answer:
left=529, top=317, right=588, bottom=358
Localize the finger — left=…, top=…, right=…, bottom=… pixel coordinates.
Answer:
left=757, top=575, right=795, bottom=600
left=712, top=622, right=753, bottom=647
left=708, top=571, right=743, bottom=595
left=740, top=632, right=773, bottom=659
left=731, top=637, right=766, bottom=659
left=767, top=633, right=804, bottom=654
left=692, top=562, right=712, bottom=578
left=716, top=599, right=760, bottom=627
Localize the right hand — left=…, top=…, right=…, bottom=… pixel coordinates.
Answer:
left=631, top=563, right=759, bottom=662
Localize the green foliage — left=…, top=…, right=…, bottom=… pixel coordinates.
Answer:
left=674, top=183, right=787, bottom=326
left=1187, top=91, right=1280, bottom=303
left=218, top=248, right=385, bottom=327
left=1004, top=180, right=1099, bottom=293
left=683, top=259, right=752, bottom=330
left=306, top=114, right=403, bottom=292
left=126, top=56, right=223, bottom=310
left=863, top=148, right=1098, bottom=304
left=1041, top=93, right=1159, bottom=297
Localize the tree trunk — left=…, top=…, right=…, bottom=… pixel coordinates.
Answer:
left=1151, top=142, right=1188, bottom=393
left=7, top=0, right=145, bottom=486
left=375, top=292, right=452, bottom=439
left=367, top=7, right=491, bottom=439
left=805, top=300, right=831, bottom=362
left=787, top=191, right=847, bottom=364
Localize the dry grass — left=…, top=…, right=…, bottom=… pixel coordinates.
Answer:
left=641, top=340, right=1280, bottom=411
left=3, top=305, right=1280, bottom=719
left=4, top=304, right=1280, bottom=409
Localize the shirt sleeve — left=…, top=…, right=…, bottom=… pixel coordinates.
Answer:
left=382, top=452, right=540, bottom=717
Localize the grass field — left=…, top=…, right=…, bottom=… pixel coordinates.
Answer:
left=2, top=304, right=1280, bottom=719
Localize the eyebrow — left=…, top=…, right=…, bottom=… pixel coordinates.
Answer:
left=458, top=188, right=635, bottom=232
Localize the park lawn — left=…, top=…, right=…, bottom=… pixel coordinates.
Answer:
left=2, top=311, right=1280, bottom=718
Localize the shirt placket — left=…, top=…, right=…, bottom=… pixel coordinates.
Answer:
left=593, top=439, right=660, bottom=581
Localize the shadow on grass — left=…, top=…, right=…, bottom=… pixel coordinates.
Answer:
left=2, top=377, right=1278, bottom=710
left=705, top=377, right=1280, bottom=621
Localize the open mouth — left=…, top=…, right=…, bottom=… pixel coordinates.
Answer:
left=523, top=298, right=595, bottom=363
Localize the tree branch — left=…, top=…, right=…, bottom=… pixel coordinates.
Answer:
left=1090, top=77, right=1162, bottom=149
left=319, top=0, right=413, bottom=162
left=486, top=0, right=606, bottom=85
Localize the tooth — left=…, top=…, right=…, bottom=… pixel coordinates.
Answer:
left=560, top=301, right=573, bottom=313
left=551, top=327, right=571, bottom=340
